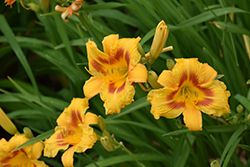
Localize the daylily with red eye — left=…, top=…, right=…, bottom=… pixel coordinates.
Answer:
left=83, top=34, right=148, bottom=115
left=44, top=98, right=98, bottom=167
left=147, top=58, right=231, bottom=131
left=55, top=0, right=83, bottom=22
left=0, top=134, right=48, bottom=167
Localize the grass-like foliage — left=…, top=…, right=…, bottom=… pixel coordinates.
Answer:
left=1, top=0, right=250, bottom=167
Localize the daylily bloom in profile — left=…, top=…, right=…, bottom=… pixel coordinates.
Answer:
left=83, top=34, right=148, bottom=114
left=0, top=134, right=48, bottom=167
left=4, top=0, right=31, bottom=10
left=55, top=0, right=83, bottom=22
left=44, top=98, right=98, bottom=167
left=147, top=58, right=231, bottom=131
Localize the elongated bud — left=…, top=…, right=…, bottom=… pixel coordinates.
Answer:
left=210, top=160, right=220, bottom=167
left=149, top=20, right=169, bottom=64
left=138, top=43, right=145, bottom=57
left=0, top=108, right=18, bottom=135
left=247, top=114, right=250, bottom=122
left=148, top=70, right=162, bottom=89
left=166, top=59, right=175, bottom=70
left=39, top=0, right=50, bottom=11
left=98, top=116, right=107, bottom=132
left=23, top=127, right=34, bottom=139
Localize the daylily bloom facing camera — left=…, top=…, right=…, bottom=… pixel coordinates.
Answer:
left=147, top=58, right=231, bottom=131
left=83, top=34, right=148, bottom=114
left=44, top=98, right=98, bottom=167
left=0, top=134, right=48, bottom=167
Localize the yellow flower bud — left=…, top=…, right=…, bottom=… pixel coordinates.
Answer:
left=149, top=20, right=169, bottom=64
left=166, top=59, right=175, bottom=70
left=210, top=160, right=220, bottom=167
left=148, top=70, right=163, bottom=89
left=0, top=108, right=18, bottom=135
left=39, top=0, right=50, bottom=11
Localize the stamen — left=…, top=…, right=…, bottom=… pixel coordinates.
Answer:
left=111, top=68, right=114, bottom=73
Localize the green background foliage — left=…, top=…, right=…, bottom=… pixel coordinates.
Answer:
left=1, top=0, right=250, bottom=166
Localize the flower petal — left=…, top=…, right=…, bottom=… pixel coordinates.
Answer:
left=199, top=80, right=231, bottom=117
left=102, top=34, right=119, bottom=57
left=83, top=112, right=99, bottom=125
left=128, top=63, right=148, bottom=83
left=157, top=70, right=178, bottom=89
left=147, top=87, right=185, bottom=119
left=86, top=39, right=110, bottom=75
left=44, top=126, right=69, bottom=158
left=198, top=63, right=217, bottom=87
left=116, top=37, right=141, bottom=71
left=62, top=146, right=75, bottom=167
left=74, top=125, right=98, bottom=153
left=183, top=107, right=202, bottom=131
left=83, top=77, right=103, bottom=99
left=57, top=98, right=89, bottom=128
left=100, top=80, right=135, bottom=114
left=31, top=160, right=49, bottom=167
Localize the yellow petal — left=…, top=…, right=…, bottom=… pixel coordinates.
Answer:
left=128, top=63, right=148, bottom=83
left=183, top=107, right=202, bottom=131
left=44, top=127, right=69, bottom=158
left=86, top=39, right=110, bottom=75
left=100, top=80, right=135, bottom=114
left=157, top=70, right=178, bottom=89
left=31, top=160, right=49, bottom=167
left=74, top=125, right=98, bottom=153
left=57, top=98, right=89, bottom=128
left=147, top=87, right=185, bottom=119
left=199, top=80, right=231, bottom=117
left=0, top=107, right=18, bottom=135
left=116, top=37, right=141, bottom=71
left=62, top=146, right=75, bottom=167
left=198, top=63, right=217, bottom=87
left=83, top=77, right=103, bottom=99
left=83, top=112, right=99, bottom=125
left=102, top=34, right=119, bottom=57
left=29, top=141, right=44, bottom=160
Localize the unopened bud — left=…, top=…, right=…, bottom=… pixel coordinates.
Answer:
left=100, top=135, right=115, bottom=152
left=28, top=3, right=41, bottom=12
left=166, top=59, right=175, bottom=70
left=230, top=115, right=238, bottom=125
left=236, top=104, right=243, bottom=114
left=39, top=0, right=50, bottom=11
left=138, top=43, right=145, bottom=57
left=149, top=20, right=169, bottom=64
left=98, top=116, right=107, bottom=132
left=246, top=79, right=250, bottom=85
left=23, top=127, right=34, bottom=139
left=175, top=119, right=182, bottom=129
left=210, top=160, right=220, bottom=167
left=148, top=70, right=162, bottom=89
left=0, top=108, right=18, bottom=135
left=247, top=114, right=250, bottom=122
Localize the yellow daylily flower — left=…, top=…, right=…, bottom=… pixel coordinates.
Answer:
left=147, top=58, right=231, bottom=131
left=83, top=34, right=148, bottom=114
left=0, top=134, right=48, bottom=167
left=44, top=98, right=98, bottom=167
left=55, top=0, right=83, bottom=22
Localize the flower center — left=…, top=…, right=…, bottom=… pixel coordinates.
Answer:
left=179, top=84, right=199, bottom=105
left=60, top=128, right=81, bottom=145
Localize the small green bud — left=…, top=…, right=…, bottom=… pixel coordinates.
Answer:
left=210, top=160, right=220, bottom=167
left=23, top=127, right=34, bottom=139
left=230, top=115, right=238, bottom=125
left=166, top=59, right=175, bottom=70
left=148, top=70, right=162, bottom=89
left=100, top=135, right=116, bottom=152
left=246, top=79, right=250, bottom=85
left=28, top=2, right=41, bottom=12
left=236, top=104, right=243, bottom=114
left=98, top=116, right=107, bottom=132
left=175, top=119, right=182, bottom=129
left=247, top=114, right=250, bottom=122
left=138, top=43, right=145, bottom=57
left=39, top=0, right=50, bottom=11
